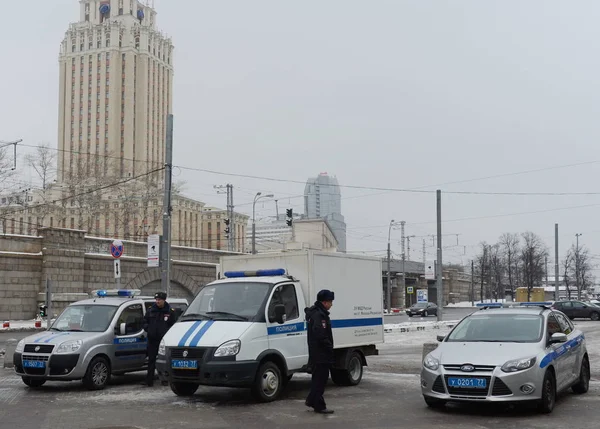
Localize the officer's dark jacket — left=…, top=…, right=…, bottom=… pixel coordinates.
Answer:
left=304, top=301, right=334, bottom=364
left=143, top=303, right=177, bottom=342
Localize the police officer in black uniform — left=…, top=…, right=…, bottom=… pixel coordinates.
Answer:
left=142, top=291, right=177, bottom=386
left=304, top=289, right=335, bottom=414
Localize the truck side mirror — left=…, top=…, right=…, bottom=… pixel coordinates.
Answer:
left=274, top=304, right=286, bottom=324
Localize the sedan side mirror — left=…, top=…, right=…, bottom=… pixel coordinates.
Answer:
left=549, top=332, right=567, bottom=344
left=436, top=334, right=446, bottom=342
left=274, top=304, right=286, bottom=324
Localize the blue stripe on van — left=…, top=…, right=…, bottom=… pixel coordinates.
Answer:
left=189, top=320, right=215, bottom=347
left=178, top=321, right=202, bottom=347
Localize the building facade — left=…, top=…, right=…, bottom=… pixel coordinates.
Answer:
left=303, top=173, right=347, bottom=251
left=201, top=207, right=248, bottom=252
left=57, top=0, right=173, bottom=181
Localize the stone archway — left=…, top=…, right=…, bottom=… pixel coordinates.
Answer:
left=126, top=267, right=200, bottom=301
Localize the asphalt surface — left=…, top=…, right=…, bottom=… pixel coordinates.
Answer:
left=1, top=311, right=600, bottom=428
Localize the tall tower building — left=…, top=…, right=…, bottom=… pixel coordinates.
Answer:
left=57, top=0, right=174, bottom=182
left=304, top=173, right=347, bottom=252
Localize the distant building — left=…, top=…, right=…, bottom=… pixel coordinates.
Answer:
left=303, top=173, right=346, bottom=252
left=201, top=207, right=248, bottom=252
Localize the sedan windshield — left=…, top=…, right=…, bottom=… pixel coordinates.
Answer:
left=413, top=303, right=428, bottom=308
left=51, top=305, right=118, bottom=333
left=183, top=282, right=271, bottom=321
left=446, top=314, right=543, bottom=343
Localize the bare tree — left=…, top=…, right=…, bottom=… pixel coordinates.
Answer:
left=25, top=143, right=56, bottom=190
left=519, top=232, right=548, bottom=302
left=489, top=244, right=505, bottom=301
left=0, top=145, right=16, bottom=192
left=570, top=244, right=595, bottom=300
left=474, top=242, right=491, bottom=302
left=499, top=232, right=520, bottom=301
left=563, top=249, right=574, bottom=299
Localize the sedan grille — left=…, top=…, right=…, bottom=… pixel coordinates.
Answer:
left=491, top=378, right=512, bottom=396
left=444, top=375, right=491, bottom=397
left=443, top=364, right=495, bottom=372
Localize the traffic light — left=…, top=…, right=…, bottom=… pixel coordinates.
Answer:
left=286, top=208, right=293, bottom=227
left=39, top=305, right=47, bottom=318
left=224, top=218, right=230, bottom=235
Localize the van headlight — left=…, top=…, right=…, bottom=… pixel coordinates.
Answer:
left=214, top=340, right=241, bottom=357
left=56, top=340, right=83, bottom=354
left=15, top=339, right=25, bottom=353
left=158, top=339, right=166, bottom=356
left=501, top=356, right=536, bottom=373
left=423, top=354, right=440, bottom=370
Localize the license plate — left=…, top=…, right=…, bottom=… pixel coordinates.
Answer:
left=23, top=360, right=46, bottom=369
left=448, top=377, right=487, bottom=388
left=171, top=359, right=197, bottom=369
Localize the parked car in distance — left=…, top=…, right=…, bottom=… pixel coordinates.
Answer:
left=551, top=300, right=600, bottom=321
left=406, top=302, right=438, bottom=317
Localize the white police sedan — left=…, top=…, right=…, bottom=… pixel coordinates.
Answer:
left=421, top=302, right=590, bottom=413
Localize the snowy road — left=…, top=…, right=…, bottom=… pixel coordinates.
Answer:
left=2, top=320, right=600, bottom=428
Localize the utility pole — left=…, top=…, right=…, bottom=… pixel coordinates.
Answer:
left=400, top=221, right=406, bottom=310
left=422, top=239, right=426, bottom=267
left=275, top=199, right=279, bottom=220
left=0, top=139, right=22, bottom=170
left=436, top=190, right=443, bottom=321
left=161, top=114, right=173, bottom=296
left=406, top=235, right=416, bottom=260
left=215, top=184, right=235, bottom=251
left=554, top=224, right=559, bottom=301
left=46, top=275, right=52, bottom=329
left=387, top=220, right=395, bottom=313
left=576, top=233, right=582, bottom=299
left=471, top=260, right=474, bottom=307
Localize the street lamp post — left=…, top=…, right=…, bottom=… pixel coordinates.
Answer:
left=576, top=233, right=582, bottom=299
left=252, top=192, right=274, bottom=254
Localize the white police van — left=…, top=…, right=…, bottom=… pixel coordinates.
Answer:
left=13, top=289, right=187, bottom=390
left=156, top=250, right=385, bottom=402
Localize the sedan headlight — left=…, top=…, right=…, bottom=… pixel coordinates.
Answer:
left=55, top=340, right=83, bottom=354
left=214, top=340, right=241, bottom=357
left=15, top=339, right=25, bottom=353
left=423, top=354, right=440, bottom=370
left=501, top=356, right=537, bottom=373
left=158, top=339, right=166, bottom=356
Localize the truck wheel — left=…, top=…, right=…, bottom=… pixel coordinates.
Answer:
left=170, top=382, right=199, bottom=396
left=22, top=377, right=46, bottom=388
left=251, top=361, right=283, bottom=402
left=331, top=351, right=363, bottom=386
left=82, top=356, right=111, bottom=390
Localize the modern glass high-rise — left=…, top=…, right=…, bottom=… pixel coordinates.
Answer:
left=303, top=173, right=347, bottom=252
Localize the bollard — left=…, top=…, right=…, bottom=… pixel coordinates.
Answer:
left=35, top=320, right=42, bottom=328
left=2, top=321, right=9, bottom=329
left=3, top=339, right=18, bottom=369
left=422, top=342, right=439, bottom=361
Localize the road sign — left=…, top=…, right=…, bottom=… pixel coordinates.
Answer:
left=425, top=260, right=435, bottom=280
left=111, top=239, right=124, bottom=259
left=147, top=234, right=159, bottom=267
left=114, top=259, right=121, bottom=279
left=407, top=286, right=414, bottom=294
left=417, top=289, right=428, bottom=303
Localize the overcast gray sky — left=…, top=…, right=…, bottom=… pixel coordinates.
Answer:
left=2, top=0, right=600, bottom=269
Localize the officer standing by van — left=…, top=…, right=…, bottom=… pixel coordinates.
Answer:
left=142, top=292, right=177, bottom=386
left=304, top=289, right=335, bottom=414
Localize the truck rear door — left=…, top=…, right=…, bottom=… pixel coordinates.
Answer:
left=265, top=283, right=308, bottom=371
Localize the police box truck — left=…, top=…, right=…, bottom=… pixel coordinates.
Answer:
left=156, top=249, right=384, bottom=402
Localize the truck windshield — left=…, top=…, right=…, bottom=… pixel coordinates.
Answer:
left=182, top=282, right=271, bottom=321
left=51, top=305, right=118, bottom=332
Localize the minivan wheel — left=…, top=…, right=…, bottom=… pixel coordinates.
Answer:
left=22, top=377, right=46, bottom=388
left=537, top=370, right=556, bottom=414
left=83, top=356, right=111, bottom=390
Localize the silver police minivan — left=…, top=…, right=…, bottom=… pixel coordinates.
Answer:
left=13, top=290, right=187, bottom=390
